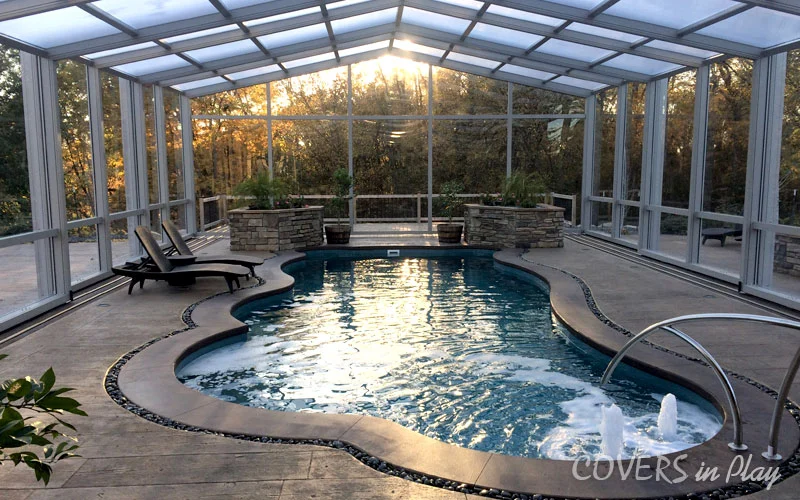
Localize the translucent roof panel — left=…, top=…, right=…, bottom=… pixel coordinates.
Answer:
left=601, top=54, right=682, bottom=76
left=184, top=40, right=261, bottom=63
left=226, top=64, right=280, bottom=80
left=244, top=7, right=320, bottom=27
left=339, top=40, right=391, bottom=58
left=327, top=0, right=372, bottom=10
left=84, top=42, right=160, bottom=60
left=393, top=39, right=446, bottom=59
left=220, top=0, right=274, bottom=8
left=696, top=8, right=800, bottom=49
left=447, top=52, right=501, bottom=70
left=402, top=7, right=471, bottom=35
left=113, top=54, right=191, bottom=77
left=549, top=0, right=607, bottom=9
left=161, top=25, right=241, bottom=45
left=551, top=75, right=606, bottom=91
left=497, top=64, right=556, bottom=81
left=0, top=7, right=120, bottom=48
left=283, top=52, right=336, bottom=70
left=535, top=39, right=615, bottom=63
left=330, top=8, right=397, bottom=35
left=173, top=76, right=227, bottom=92
left=605, top=0, right=738, bottom=30
left=468, top=23, right=543, bottom=50
left=564, top=23, right=644, bottom=44
left=93, top=0, right=219, bottom=29
left=434, top=0, right=484, bottom=9
left=256, top=24, right=330, bottom=49
left=485, top=5, right=564, bottom=27
left=643, top=40, right=719, bottom=59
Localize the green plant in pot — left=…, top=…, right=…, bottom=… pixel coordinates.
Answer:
left=326, top=168, right=354, bottom=245
left=234, top=170, right=290, bottom=209
left=437, top=181, right=464, bottom=244
left=500, top=171, right=546, bottom=208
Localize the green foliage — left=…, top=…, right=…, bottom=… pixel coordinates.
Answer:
left=331, top=168, right=354, bottom=225
left=234, top=170, right=297, bottom=210
left=438, top=181, right=464, bottom=223
left=489, top=171, right=546, bottom=208
left=0, top=355, right=85, bottom=485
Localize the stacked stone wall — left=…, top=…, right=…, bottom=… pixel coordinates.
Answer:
left=463, top=204, right=564, bottom=249
left=229, top=207, right=323, bottom=252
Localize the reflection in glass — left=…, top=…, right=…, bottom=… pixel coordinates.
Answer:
left=779, top=49, right=800, bottom=226
left=593, top=88, right=617, bottom=197
left=620, top=206, right=639, bottom=244
left=513, top=84, right=584, bottom=115
left=657, top=214, right=689, bottom=261
left=102, top=72, right=126, bottom=214
left=697, top=218, right=742, bottom=278
left=164, top=88, right=184, bottom=200
left=770, top=231, right=800, bottom=300
left=589, top=201, right=613, bottom=235
left=434, top=120, right=506, bottom=193
left=352, top=57, right=428, bottom=116
left=69, top=225, right=100, bottom=284
left=143, top=85, right=159, bottom=205
left=272, top=120, right=347, bottom=194
left=513, top=119, right=584, bottom=199
left=433, top=67, right=506, bottom=115
left=0, top=47, right=30, bottom=237
left=663, top=70, right=695, bottom=209
left=0, top=242, right=52, bottom=320
left=624, top=83, right=646, bottom=201
left=110, top=218, right=132, bottom=266
left=271, top=67, right=348, bottom=115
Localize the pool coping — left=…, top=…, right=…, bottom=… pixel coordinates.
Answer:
left=108, top=247, right=800, bottom=499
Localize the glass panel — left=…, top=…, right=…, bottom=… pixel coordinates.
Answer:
left=698, top=218, right=742, bottom=278
left=69, top=225, right=100, bottom=285
left=780, top=49, right=800, bottom=226
left=468, top=23, right=543, bottom=49
left=244, top=7, right=321, bottom=28
left=192, top=119, right=268, bottom=199
left=93, top=0, right=218, bottom=29
left=150, top=209, right=163, bottom=242
left=624, top=83, right=646, bottom=201
left=283, top=53, right=336, bottom=70
left=0, top=7, right=120, bottom=48
left=697, top=8, right=800, bottom=49
left=592, top=88, right=616, bottom=197
left=225, top=65, right=281, bottom=82
left=605, top=0, right=736, bottom=30
left=550, top=75, right=606, bottom=91
left=663, top=70, right=695, bottom=209
left=170, top=204, right=188, bottom=233
left=352, top=57, right=428, bottom=115
left=498, top=65, right=555, bottom=82
left=657, top=214, right=689, bottom=261
left=85, top=41, right=161, bottom=60
left=485, top=5, right=564, bottom=26
left=162, top=25, right=240, bottom=45
left=434, top=0, right=483, bottom=9
left=110, top=218, right=133, bottom=266
left=272, top=120, right=347, bottom=195
left=512, top=84, right=584, bottom=114
left=393, top=39, right=445, bottom=59
left=174, top=77, right=227, bottom=93
left=256, top=24, right=330, bottom=49
left=113, top=55, right=192, bottom=77
left=433, top=67, right=506, bottom=115
left=338, top=41, right=390, bottom=58
left=164, top=89, right=184, bottom=201
left=769, top=232, right=800, bottom=300
left=191, top=84, right=267, bottom=116
left=512, top=118, right=585, bottom=198
left=353, top=120, right=427, bottom=195
left=330, top=8, right=397, bottom=34
left=58, top=61, right=95, bottom=221
left=433, top=120, right=506, bottom=194
left=446, top=52, right=501, bottom=70
left=0, top=242, right=53, bottom=320
left=184, top=40, right=261, bottom=63
left=703, top=58, right=752, bottom=215
left=620, top=206, right=640, bottom=244
left=564, top=23, right=643, bottom=44
left=401, top=8, right=471, bottom=35
left=644, top=40, right=718, bottom=60
left=143, top=86, right=160, bottom=205
left=602, top=54, right=681, bottom=76
left=534, top=39, right=614, bottom=63
left=588, top=201, right=612, bottom=235
left=0, top=47, right=30, bottom=237
left=102, top=72, right=126, bottom=214
left=271, top=67, right=348, bottom=115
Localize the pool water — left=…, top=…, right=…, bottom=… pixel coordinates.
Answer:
left=178, top=256, right=721, bottom=459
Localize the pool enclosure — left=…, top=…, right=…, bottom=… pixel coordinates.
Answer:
left=0, top=0, right=799, bottom=330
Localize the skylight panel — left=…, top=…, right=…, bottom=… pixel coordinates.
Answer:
left=244, top=7, right=320, bottom=27
left=256, top=23, right=330, bottom=49
left=0, top=7, right=120, bottom=48
left=696, top=7, right=800, bottom=49
left=84, top=42, right=160, bottom=60
left=535, top=39, right=614, bottom=63
left=331, top=8, right=398, bottom=35
left=112, top=54, right=191, bottom=77
left=548, top=0, right=606, bottom=9
left=551, top=75, right=606, bottom=91
left=184, top=40, right=261, bottom=64
left=327, top=0, right=372, bottom=10
left=161, top=25, right=240, bottom=45
left=402, top=7, right=471, bottom=35
left=485, top=5, right=564, bottom=27
left=219, top=0, right=275, bottom=8
left=605, top=0, right=737, bottom=30
left=92, top=0, right=219, bottom=29
left=601, top=53, right=681, bottom=75
left=339, top=41, right=391, bottom=58
left=393, top=39, right=446, bottom=58
left=446, top=52, right=500, bottom=69
left=564, top=23, right=644, bottom=44
left=498, top=64, right=556, bottom=81
left=433, top=0, right=484, bottom=9
left=644, top=40, right=718, bottom=59
left=226, top=65, right=280, bottom=80
left=173, top=76, right=227, bottom=92
left=468, top=23, right=543, bottom=49
left=283, top=52, right=336, bottom=70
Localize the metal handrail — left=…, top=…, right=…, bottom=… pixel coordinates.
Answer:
left=601, top=313, right=800, bottom=456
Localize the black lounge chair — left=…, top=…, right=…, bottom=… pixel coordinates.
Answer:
left=161, top=219, right=263, bottom=277
left=701, top=225, right=743, bottom=247
left=112, top=226, right=251, bottom=295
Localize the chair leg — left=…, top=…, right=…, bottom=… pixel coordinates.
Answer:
left=128, top=279, right=136, bottom=295
left=234, top=277, right=241, bottom=289
left=140, top=280, right=144, bottom=289
left=225, top=277, right=235, bottom=294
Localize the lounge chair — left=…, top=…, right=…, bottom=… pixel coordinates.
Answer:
left=701, top=225, right=743, bottom=247
left=161, top=220, right=263, bottom=277
left=112, top=226, right=251, bottom=295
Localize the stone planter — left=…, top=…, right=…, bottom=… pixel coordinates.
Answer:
left=229, top=206, right=324, bottom=252
left=774, top=234, right=800, bottom=277
left=463, top=203, right=564, bottom=249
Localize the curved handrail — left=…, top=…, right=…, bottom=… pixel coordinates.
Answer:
left=601, top=313, right=800, bottom=455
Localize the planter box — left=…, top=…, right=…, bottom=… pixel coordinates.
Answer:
left=774, top=234, right=800, bottom=277
left=464, top=203, right=564, bottom=249
left=229, top=206, right=324, bottom=252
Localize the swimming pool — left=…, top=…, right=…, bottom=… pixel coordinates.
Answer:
left=177, top=255, right=721, bottom=460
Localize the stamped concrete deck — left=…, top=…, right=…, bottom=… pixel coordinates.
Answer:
left=1, top=231, right=800, bottom=498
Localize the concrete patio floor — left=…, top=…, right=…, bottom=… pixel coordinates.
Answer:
left=1, top=231, right=800, bottom=498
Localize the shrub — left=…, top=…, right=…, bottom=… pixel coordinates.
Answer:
left=331, top=168, right=354, bottom=225
left=496, top=172, right=547, bottom=208
left=234, top=171, right=305, bottom=210
left=438, top=181, right=464, bottom=223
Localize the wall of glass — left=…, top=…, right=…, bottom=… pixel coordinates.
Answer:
left=191, top=56, right=586, bottom=229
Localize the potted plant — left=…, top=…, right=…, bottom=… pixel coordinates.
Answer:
left=325, top=168, right=354, bottom=244
left=233, top=170, right=289, bottom=209
left=437, top=181, right=464, bottom=244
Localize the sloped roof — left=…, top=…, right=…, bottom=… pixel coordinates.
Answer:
left=0, top=0, right=797, bottom=97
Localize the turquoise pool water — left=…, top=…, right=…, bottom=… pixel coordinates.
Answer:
left=177, top=255, right=721, bottom=459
